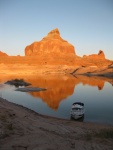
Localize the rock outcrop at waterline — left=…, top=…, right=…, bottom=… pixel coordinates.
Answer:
left=25, top=28, right=75, bottom=56
left=5, top=79, right=31, bottom=87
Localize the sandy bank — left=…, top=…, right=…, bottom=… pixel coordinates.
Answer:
left=0, top=97, right=113, bottom=150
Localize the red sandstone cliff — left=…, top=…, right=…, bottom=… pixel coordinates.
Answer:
left=83, top=50, right=105, bottom=59
left=25, top=28, right=75, bottom=56
left=0, top=51, right=8, bottom=56
left=0, top=28, right=113, bottom=76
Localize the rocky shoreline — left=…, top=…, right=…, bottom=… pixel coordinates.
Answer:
left=0, top=63, right=113, bottom=78
left=71, top=64, right=113, bottom=77
left=0, top=97, right=113, bottom=150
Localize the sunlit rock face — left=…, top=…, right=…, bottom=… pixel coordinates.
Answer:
left=98, top=50, right=105, bottom=59
left=25, top=28, right=75, bottom=56
left=0, top=51, right=8, bottom=56
left=83, top=50, right=105, bottom=59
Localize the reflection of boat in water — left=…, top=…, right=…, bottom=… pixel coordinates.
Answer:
left=71, top=114, right=84, bottom=122
left=70, top=102, right=85, bottom=120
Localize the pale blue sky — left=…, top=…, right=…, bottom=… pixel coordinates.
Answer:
left=0, top=0, right=113, bottom=60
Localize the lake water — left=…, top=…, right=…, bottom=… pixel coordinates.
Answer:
left=0, top=74, right=113, bottom=125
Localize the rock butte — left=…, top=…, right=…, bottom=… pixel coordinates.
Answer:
left=0, top=28, right=113, bottom=76
left=25, top=28, right=75, bottom=56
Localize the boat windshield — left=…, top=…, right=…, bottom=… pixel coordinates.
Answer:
left=72, top=108, right=82, bottom=110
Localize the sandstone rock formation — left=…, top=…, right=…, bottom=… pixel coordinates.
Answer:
left=0, top=51, right=8, bottom=56
left=98, top=50, right=105, bottom=59
left=83, top=50, right=105, bottom=59
left=0, top=28, right=112, bottom=77
left=25, top=28, right=75, bottom=56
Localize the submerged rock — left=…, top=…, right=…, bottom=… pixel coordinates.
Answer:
left=15, top=87, right=46, bottom=92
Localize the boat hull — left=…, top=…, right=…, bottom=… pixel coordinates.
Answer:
left=70, top=102, right=85, bottom=120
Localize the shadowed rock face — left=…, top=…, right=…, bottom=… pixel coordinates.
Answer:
left=25, top=28, right=75, bottom=56
left=0, top=51, right=8, bottom=56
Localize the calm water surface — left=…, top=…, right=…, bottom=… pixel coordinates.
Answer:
left=0, top=74, right=113, bottom=125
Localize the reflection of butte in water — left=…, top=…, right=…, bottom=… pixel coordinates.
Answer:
left=28, top=75, right=80, bottom=110
left=25, top=75, right=113, bottom=110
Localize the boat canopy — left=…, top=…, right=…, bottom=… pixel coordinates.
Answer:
left=72, top=102, right=84, bottom=106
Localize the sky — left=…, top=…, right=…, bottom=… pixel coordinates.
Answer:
left=0, top=0, right=113, bottom=60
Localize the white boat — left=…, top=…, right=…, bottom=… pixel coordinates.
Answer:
left=70, top=102, right=85, bottom=120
